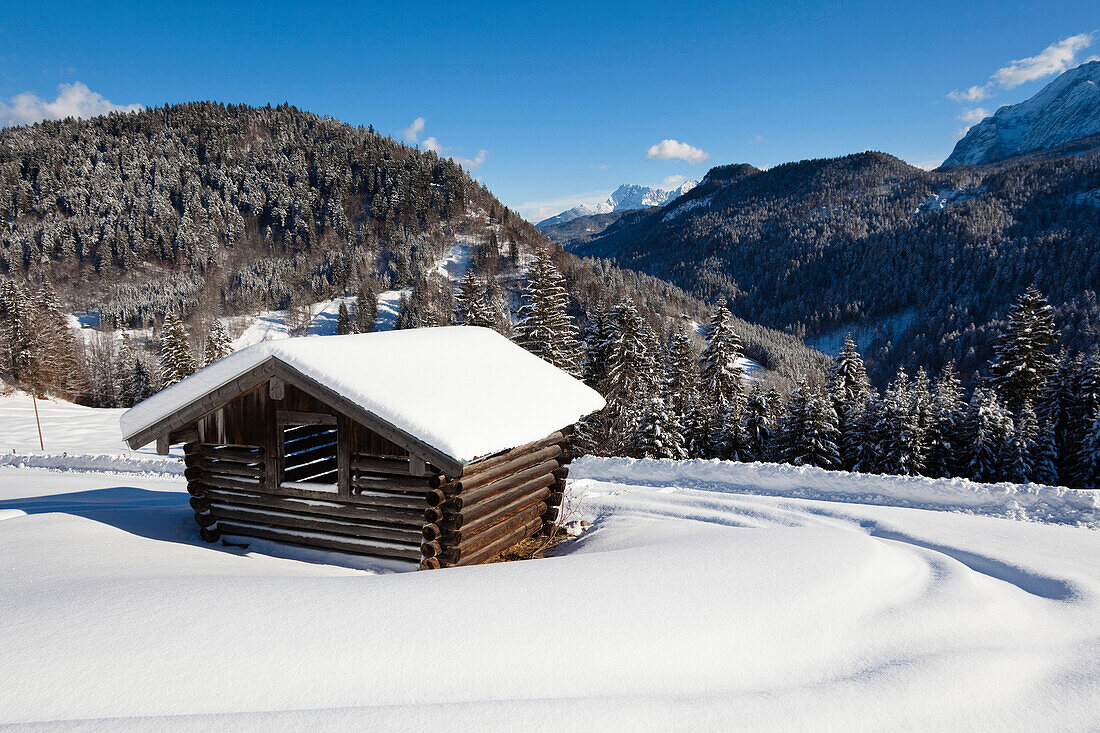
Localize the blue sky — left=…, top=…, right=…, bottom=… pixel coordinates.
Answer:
left=2, top=1, right=1098, bottom=221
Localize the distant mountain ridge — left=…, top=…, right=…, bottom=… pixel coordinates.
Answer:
left=535, top=181, right=697, bottom=229
left=945, top=60, right=1100, bottom=166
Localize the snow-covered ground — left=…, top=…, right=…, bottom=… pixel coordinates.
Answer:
left=1, top=401, right=1098, bottom=729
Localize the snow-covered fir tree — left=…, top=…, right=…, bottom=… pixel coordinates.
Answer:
left=926, top=363, right=967, bottom=478
left=991, top=287, right=1059, bottom=414
left=335, top=302, right=351, bottom=335
left=743, top=388, right=774, bottom=462
left=354, top=284, right=377, bottom=333
left=964, top=387, right=1014, bottom=483
left=202, top=320, right=233, bottom=366
left=634, top=393, right=687, bottom=460
left=602, top=303, right=662, bottom=452
left=1075, top=408, right=1100, bottom=489
left=699, top=299, right=746, bottom=412
left=513, top=248, right=581, bottom=375
left=777, top=381, right=840, bottom=469
left=159, top=313, right=196, bottom=387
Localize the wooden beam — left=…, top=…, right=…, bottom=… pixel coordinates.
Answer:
left=156, top=434, right=169, bottom=456
left=277, top=410, right=338, bottom=426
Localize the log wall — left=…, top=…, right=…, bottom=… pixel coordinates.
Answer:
left=419, top=428, right=574, bottom=570
left=181, top=376, right=577, bottom=568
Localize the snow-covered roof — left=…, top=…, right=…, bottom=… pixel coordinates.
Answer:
left=120, top=327, right=604, bottom=466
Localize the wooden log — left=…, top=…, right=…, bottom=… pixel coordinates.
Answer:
left=194, top=511, right=217, bottom=528
left=420, top=539, right=442, bottom=558
left=351, top=474, right=435, bottom=493
left=216, top=520, right=421, bottom=560
left=456, top=502, right=546, bottom=554
left=443, top=445, right=563, bottom=495
left=442, top=501, right=548, bottom=545
left=445, top=462, right=558, bottom=511
left=196, top=445, right=264, bottom=462
left=208, top=503, right=424, bottom=544
left=427, top=473, right=449, bottom=489
left=419, top=556, right=441, bottom=570
left=277, top=409, right=338, bottom=426
left=199, top=525, right=221, bottom=543
left=424, top=506, right=445, bottom=524
left=449, top=481, right=553, bottom=529
left=189, top=496, right=210, bottom=512
left=351, top=455, right=413, bottom=475
left=171, top=427, right=200, bottom=446
left=451, top=516, right=544, bottom=567
left=459, top=432, right=565, bottom=479
left=552, top=466, right=569, bottom=480
left=183, top=441, right=202, bottom=456
left=424, top=488, right=447, bottom=507
left=199, top=460, right=264, bottom=479
left=422, top=523, right=442, bottom=541
left=336, top=489, right=426, bottom=510
left=199, top=472, right=263, bottom=492
left=184, top=465, right=204, bottom=481
left=201, top=486, right=425, bottom=526
left=186, top=481, right=205, bottom=498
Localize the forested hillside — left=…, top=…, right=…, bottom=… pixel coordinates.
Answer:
left=0, top=103, right=824, bottom=405
left=572, top=146, right=1100, bottom=383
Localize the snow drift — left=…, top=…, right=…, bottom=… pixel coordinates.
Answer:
left=573, top=456, right=1100, bottom=526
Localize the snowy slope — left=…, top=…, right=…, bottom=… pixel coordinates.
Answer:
left=535, top=181, right=698, bottom=228
left=0, top=447, right=1098, bottom=729
left=945, top=60, right=1100, bottom=166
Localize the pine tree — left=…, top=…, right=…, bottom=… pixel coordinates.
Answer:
left=1004, top=399, right=1040, bottom=484
left=31, top=282, right=83, bottom=398
left=964, top=387, right=1014, bottom=483
left=743, top=388, right=774, bottom=462
left=991, top=287, right=1059, bottom=414
left=354, top=284, right=377, bottom=333
left=513, top=248, right=581, bottom=375
left=1075, top=408, right=1100, bottom=489
left=159, top=313, right=196, bottom=387
left=846, top=395, right=886, bottom=474
left=335, top=302, right=351, bottom=335
left=582, top=305, right=616, bottom=390
left=202, top=319, right=232, bottom=366
left=603, top=303, right=661, bottom=453
left=0, top=279, right=36, bottom=383
left=926, top=363, right=966, bottom=478
left=634, top=394, right=687, bottom=460
left=829, top=335, right=873, bottom=468
left=699, top=300, right=745, bottom=412
left=777, top=381, right=840, bottom=469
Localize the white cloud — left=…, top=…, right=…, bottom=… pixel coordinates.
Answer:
left=402, top=117, right=425, bottom=143
left=646, top=139, right=709, bottom=164
left=451, top=149, right=488, bottom=169
left=752, top=134, right=769, bottom=143
left=948, top=33, right=1096, bottom=107
left=421, top=136, right=442, bottom=153
left=947, top=84, right=993, bottom=103
left=0, top=82, right=141, bottom=128
left=992, top=33, right=1095, bottom=88
left=662, top=174, right=687, bottom=188
left=589, top=163, right=609, bottom=170
left=959, top=107, right=990, bottom=125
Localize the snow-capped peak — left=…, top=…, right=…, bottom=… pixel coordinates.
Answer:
left=536, top=180, right=698, bottom=229
left=944, top=60, right=1100, bottom=167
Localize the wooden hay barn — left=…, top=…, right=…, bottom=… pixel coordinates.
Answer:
left=120, top=327, right=605, bottom=569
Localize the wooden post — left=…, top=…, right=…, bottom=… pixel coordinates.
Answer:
left=156, top=434, right=169, bottom=456
left=31, top=394, right=43, bottom=450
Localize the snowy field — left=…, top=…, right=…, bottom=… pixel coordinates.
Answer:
left=0, top=400, right=1098, bottom=730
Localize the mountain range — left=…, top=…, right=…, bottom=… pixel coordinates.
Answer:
left=535, top=181, right=697, bottom=229
left=558, top=61, right=1100, bottom=383
left=0, top=103, right=824, bottom=401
